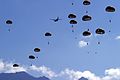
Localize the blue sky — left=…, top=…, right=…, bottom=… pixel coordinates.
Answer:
left=0, top=0, right=120, bottom=80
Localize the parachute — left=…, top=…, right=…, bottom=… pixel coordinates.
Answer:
left=82, top=15, right=92, bottom=21
left=45, top=32, right=52, bottom=36
left=13, top=64, right=19, bottom=67
left=68, top=14, right=76, bottom=19
left=29, top=55, right=35, bottom=59
left=105, top=6, right=115, bottom=12
left=83, top=0, right=91, bottom=5
left=69, top=20, right=77, bottom=24
left=95, top=28, right=105, bottom=34
left=34, top=48, right=40, bottom=52
left=6, top=20, right=13, bottom=24
left=82, top=31, right=91, bottom=36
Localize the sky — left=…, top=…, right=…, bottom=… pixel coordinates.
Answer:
left=0, top=0, right=120, bottom=80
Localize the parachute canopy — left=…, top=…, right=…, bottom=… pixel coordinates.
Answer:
left=83, top=0, right=91, bottom=5
left=105, top=6, right=115, bottom=12
left=82, top=15, right=92, bottom=21
left=68, top=14, right=76, bottom=19
left=34, top=48, right=40, bottom=52
left=6, top=20, right=13, bottom=24
left=83, top=31, right=91, bottom=36
left=13, top=64, right=19, bottom=67
left=29, top=55, right=35, bottom=59
left=95, top=28, right=105, bottom=34
left=45, top=32, right=52, bottom=36
left=69, top=20, right=77, bottom=24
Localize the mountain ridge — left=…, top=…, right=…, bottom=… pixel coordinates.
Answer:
left=0, top=71, right=50, bottom=80
left=79, top=77, right=88, bottom=80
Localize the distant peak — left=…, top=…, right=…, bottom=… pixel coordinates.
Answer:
left=79, top=77, right=88, bottom=80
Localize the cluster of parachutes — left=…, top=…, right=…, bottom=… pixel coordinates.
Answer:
left=13, top=32, right=53, bottom=67
left=12, top=0, right=116, bottom=67
left=68, top=0, right=115, bottom=45
left=27, top=48, right=40, bottom=66
left=68, top=14, right=77, bottom=32
left=12, top=48, right=41, bottom=67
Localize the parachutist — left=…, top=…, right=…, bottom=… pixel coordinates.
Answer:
left=45, top=32, right=52, bottom=45
left=87, top=42, right=89, bottom=45
left=95, top=52, right=97, bottom=54
left=8, top=29, right=10, bottom=32
left=98, top=42, right=100, bottom=44
left=48, top=42, right=50, bottom=45
left=72, top=30, right=74, bottom=32
left=86, top=11, right=88, bottom=13
left=36, top=57, right=38, bottom=58
left=71, top=25, right=74, bottom=28
left=6, top=20, right=12, bottom=32
left=75, top=37, right=77, bottom=39
left=109, top=20, right=111, bottom=23
left=72, top=3, right=74, bottom=5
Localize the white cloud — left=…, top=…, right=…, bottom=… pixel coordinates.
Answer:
left=102, top=68, right=120, bottom=80
left=115, top=36, right=120, bottom=40
left=78, top=40, right=88, bottom=48
left=29, top=65, right=57, bottom=78
left=0, top=60, right=57, bottom=79
left=1, top=60, right=120, bottom=80
left=60, top=69, right=100, bottom=80
left=0, top=60, right=26, bottom=73
left=60, top=68, right=120, bottom=80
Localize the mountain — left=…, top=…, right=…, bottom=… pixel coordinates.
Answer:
left=0, top=71, right=50, bottom=80
left=79, top=77, right=88, bottom=80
